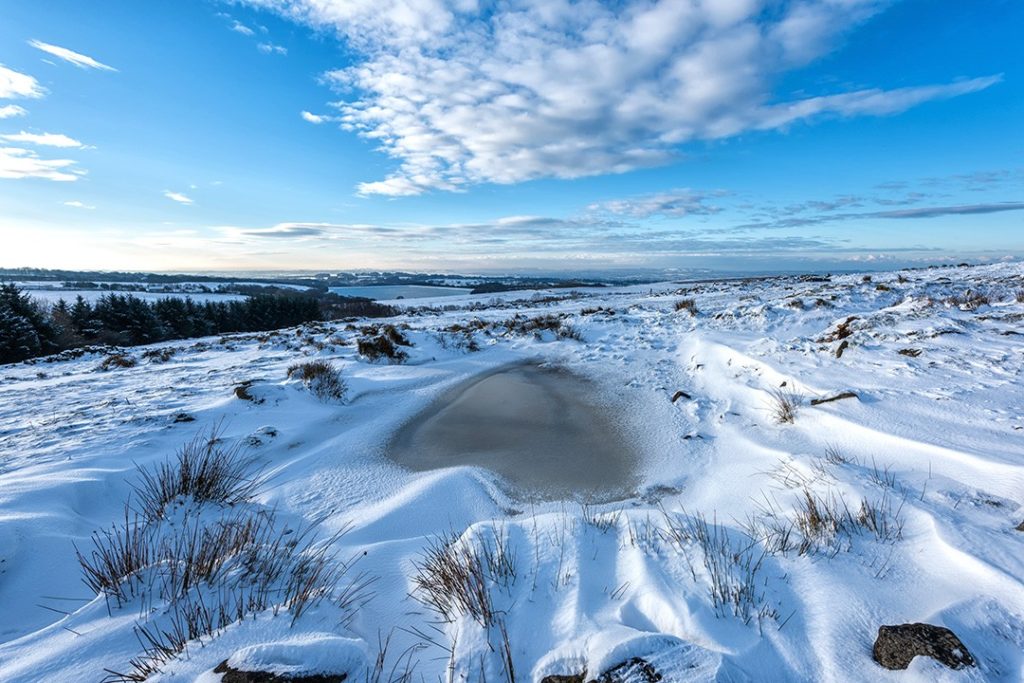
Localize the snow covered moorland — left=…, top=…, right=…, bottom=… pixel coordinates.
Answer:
left=0, top=262, right=1022, bottom=682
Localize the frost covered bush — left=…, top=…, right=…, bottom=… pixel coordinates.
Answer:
left=287, top=359, right=347, bottom=401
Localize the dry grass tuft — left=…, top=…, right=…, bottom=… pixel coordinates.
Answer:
left=100, top=353, right=137, bottom=370
left=674, top=298, right=698, bottom=315
left=131, top=430, right=263, bottom=521
left=412, top=527, right=517, bottom=627
left=287, top=359, right=346, bottom=401
left=767, top=387, right=802, bottom=424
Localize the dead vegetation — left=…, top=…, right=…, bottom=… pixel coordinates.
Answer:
left=499, top=313, right=581, bottom=340
left=674, top=298, right=698, bottom=315
left=945, top=290, right=990, bottom=311
left=358, top=324, right=412, bottom=363
left=819, top=316, right=859, bottom=343
left=130, top=429, right=264, bottom=521
left=746, top=486, right=905, bottom=557
left=141, top=347, right=176, bottom=363
left=75, top=432, right=371, bottom=682
left=412, top=527, right=517, bottom=627
left=287, top=359, right=347, bottom=401
left=767, top=387, right=802, bottom=423
left=658, top=509, right=777, bottom=624
left=99, top=353, right=137, bottom=370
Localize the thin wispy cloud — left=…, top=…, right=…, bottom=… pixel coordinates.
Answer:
left=0, top=104, right=27, bottom=119
left=0, top=146, right=81, bottom=181
left=242, top=0, right=1001, bottom=196
left=590, top=190, right=729, bottom=219
left=63, top=200, right=95, bottom=209
left=257, top=43, right=287, bottom=55
left=164, top=190, right=194, bottom=205
left=28, top=40, right=116, bottom=71
left=0, top=65, right=45, bottom=99
left=1, top=131, right=84, bottom=148
left=736, top=202, right=1024, bottom=230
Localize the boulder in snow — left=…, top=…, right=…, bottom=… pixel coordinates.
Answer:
left=872, top=623, right=975, bottom=670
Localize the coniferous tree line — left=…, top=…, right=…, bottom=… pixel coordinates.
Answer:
left=0, top=284, right=334, bottom=364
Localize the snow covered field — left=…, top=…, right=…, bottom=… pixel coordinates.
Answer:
left=0, top=262, right=1022, bottom=682
left=21, top=289, right=247, bottom=304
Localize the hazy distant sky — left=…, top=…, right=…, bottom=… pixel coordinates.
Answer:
left=0, top=0, right=1021, bottom=274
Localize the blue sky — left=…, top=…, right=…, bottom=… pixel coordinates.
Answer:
left=0, top=0, right=1021, bottom=274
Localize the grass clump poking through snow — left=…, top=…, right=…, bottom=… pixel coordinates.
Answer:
left=287, top=359, right=346, bottom=401
left=357, top=324, right=412, bottom=363
left=767, top=387, right=802, bottom=424
left=745, top=486, right=905, bottom=557
left=412, top=526, right=517, bottom=628
left=499, top=313, right=582, bottom=340
left=658, top=509, right=777, bottom=624
left=76, top=431, right=373, bottom=682
left=131, top=430, right=263, bottom=521
left=674, top=298, right=698, bottom=315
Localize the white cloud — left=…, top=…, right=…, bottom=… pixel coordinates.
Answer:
left=258, top=43, right=288, bottom=55
left=0, top=104, right=27, bottom=118
left=164, top=190, right=194, bottom=205
left=0, top=146, right=81, bottom=181
left=63, top=200, right=95, bottom=209
left=590, top=189, right=729, bottom=218
left=28, top=40, right=116, bottom=71
left=0, top=64, right=45, bottom=99
left=242, top=0, right=1001, bottom=196
left=231, top=21, right=256, bottom=36
left=1, top=131, right=84, bottom=148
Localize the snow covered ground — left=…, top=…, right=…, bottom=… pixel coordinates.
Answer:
left=0, top=262, right=1022, bottom=682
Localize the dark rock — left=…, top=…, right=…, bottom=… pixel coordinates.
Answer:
left=214, top=660, right=347, bottom=683
left=541, top=675, right=585, bottom=683
left=234, top=381, right=264, bottom=403
left=1015, top=520, right=1024, bottom=532
left=810, top=391, right=858, bottom=406
left=872, top=623, right=975, bottom=670
left=835, top=340, right=849, bottom=358
left=593, top=658, right=662, bottom=682
left=670, top=390, right=692, bottom=403
left=172, top=412, right=196, bottom=423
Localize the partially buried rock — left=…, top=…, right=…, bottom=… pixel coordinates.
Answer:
left=214, top=660, right=346, bottom=683
left=594, top=658, right=662, bottom=683
left=872, top=623, right=975, bottom=670
left=541, top=658, right=662, bottom=683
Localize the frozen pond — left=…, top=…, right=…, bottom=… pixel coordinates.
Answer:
left=329, top=284, right=471, bottom=300
left=387, top=363, right=640, bottom=501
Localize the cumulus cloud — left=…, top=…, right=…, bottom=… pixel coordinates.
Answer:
left=0, top=104, right=27, bottom=119
left=0, top=146, right=81, bottom=181
left=241, top=0, right=1000, bottom=195
left=231, top=21, right=256, bottom=36
left=28, top=40, right=116, bottom=71
left=0, top=64, right=45, bottom=99
left=164, top=190, right=194, bottom=205
left=1, top=131, right=84, bottom=148
left=258, top=43, right=288, bottom=55
left=300, top=111, right=329, bottom=124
